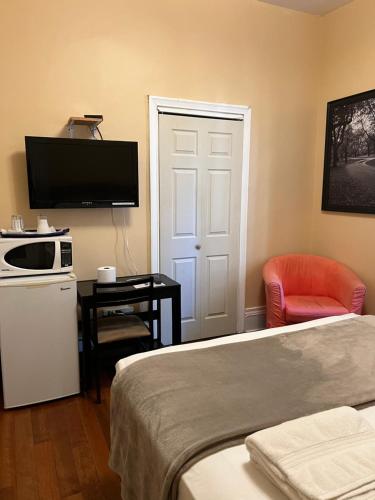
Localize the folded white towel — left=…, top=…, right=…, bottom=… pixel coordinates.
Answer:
left=245, top=407, right=375, bottom=500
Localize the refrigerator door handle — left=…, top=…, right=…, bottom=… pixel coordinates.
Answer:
left=1, top=273, right=76, bottom=288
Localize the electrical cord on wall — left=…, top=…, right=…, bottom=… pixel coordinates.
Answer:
left=111, top=208, right=120, bottom=272
left=96, top=127, right=103, bottom=140
left=102, top=128, right=138, bottom=276
left=122, top=209, right=139, bottom=275
left=89, top=125, right=97, bottom=140
left=89, top=124, right=104, bottom=141
left=111, top=206, right=139, bottom=276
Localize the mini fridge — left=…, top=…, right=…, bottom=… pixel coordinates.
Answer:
left=0, top=273, right=80, bottom=408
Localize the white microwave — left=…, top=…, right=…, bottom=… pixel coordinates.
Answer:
left=0, top=236, right=73, bottom=278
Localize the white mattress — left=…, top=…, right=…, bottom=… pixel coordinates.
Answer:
left=115, top=313, right=375, bottom=500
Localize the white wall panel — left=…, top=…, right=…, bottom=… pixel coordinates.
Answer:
left=173, top=129, right=198, bottom=156
left=173, top=257, right=196, bottom=322
left=208, top=170, right=231, bottom=235
left=173, top=169, right=197, bottom=237
left=208, top=132, right=232, bottom=157
left=206, top=255, right=228, bottom=318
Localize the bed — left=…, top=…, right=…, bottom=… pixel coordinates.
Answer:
left=110, top=313, right=375, bottom=500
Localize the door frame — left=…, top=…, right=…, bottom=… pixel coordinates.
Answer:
left=149, top=96, right=251, bottom=333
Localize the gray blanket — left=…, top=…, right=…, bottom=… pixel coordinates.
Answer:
left=109, top=315, right=375, bottom=500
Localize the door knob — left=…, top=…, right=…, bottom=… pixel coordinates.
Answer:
left=195, top=244, right=201, bottom=250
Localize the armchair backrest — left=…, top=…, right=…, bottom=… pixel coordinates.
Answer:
left=265, top=254, right=350, bottom=297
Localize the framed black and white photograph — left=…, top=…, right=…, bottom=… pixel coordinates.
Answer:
left=322, top=89, right=375, bottom=214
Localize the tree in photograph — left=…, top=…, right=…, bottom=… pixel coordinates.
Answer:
left=365, top=98, right=375, bottom=123
left=358, top=99, right=375, bottom=156
left=330, top=104, right=355, bottom=167
left=350, top=129, right=368, bottom=158
left=342, top=125, right=355, bottom=163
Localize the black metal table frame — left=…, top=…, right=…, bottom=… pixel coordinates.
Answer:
left=77, top=273, right=181, bottom=390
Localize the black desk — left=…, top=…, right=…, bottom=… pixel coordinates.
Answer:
left=77, top=273, right=181, bottom=387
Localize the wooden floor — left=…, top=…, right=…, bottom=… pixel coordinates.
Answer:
left=0, top=372, right=121, bottom=500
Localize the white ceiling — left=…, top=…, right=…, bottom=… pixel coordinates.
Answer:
left=258, top=0, right=353, bottom=15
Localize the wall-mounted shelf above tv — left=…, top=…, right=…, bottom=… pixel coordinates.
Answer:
left=67, top=115, right=104, bottom=139
left=67, top=116, right=103, bottom=128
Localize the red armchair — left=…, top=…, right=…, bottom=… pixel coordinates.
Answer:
left=263, top=254, right=366, bottom=328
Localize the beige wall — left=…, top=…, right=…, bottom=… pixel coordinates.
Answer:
left=0, top=0, right=320, bottom=307
left=311, top=0, right=375, bottom=312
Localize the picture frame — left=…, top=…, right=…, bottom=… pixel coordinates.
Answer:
left=322, top=89, right=375, bottom=214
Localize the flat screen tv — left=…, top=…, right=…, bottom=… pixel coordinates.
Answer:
left=25, top=136, right=139, bottom=208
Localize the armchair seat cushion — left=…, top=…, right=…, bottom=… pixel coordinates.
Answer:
left=285, top=295, right=349, bottom=323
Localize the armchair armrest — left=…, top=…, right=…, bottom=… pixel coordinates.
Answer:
left=263, top=264, right=286, bottom=328
left=328, top=264, right=366, bottom=314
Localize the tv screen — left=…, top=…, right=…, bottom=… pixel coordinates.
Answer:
left=25, top=136, right=139, bottom=208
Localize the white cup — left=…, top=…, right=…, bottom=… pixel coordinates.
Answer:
left=37, top=215, right=50, bottom=234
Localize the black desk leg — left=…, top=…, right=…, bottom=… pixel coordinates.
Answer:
left=171, top=286, right=182, bottom=345
left=157, top=299, right=161, bottom=345
left=81, top=303, right=91, bottom=391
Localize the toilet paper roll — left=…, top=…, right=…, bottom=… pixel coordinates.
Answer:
left=97, top=266, right=117, bottom=283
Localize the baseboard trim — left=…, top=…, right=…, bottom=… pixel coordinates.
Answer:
left=244, top=306, right=266, bottom=332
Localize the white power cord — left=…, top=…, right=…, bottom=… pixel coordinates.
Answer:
left=122, top=209, right=139, bottom=275
left=111, top=208, right=120, bottom=272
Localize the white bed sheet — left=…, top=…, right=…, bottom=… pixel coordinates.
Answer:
left=115, top=313, right=375, bottom=500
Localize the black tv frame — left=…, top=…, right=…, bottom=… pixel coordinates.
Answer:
left=25, top=136, right=139, bottom=209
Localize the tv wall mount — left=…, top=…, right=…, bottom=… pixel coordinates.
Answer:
left=67, top=115, right=103, bottom=139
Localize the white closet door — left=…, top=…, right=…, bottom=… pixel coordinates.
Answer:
left=159, top=114, right=243, bottom=343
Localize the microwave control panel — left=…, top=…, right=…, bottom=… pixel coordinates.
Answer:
left=61, top=242, right=72, bottom=268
